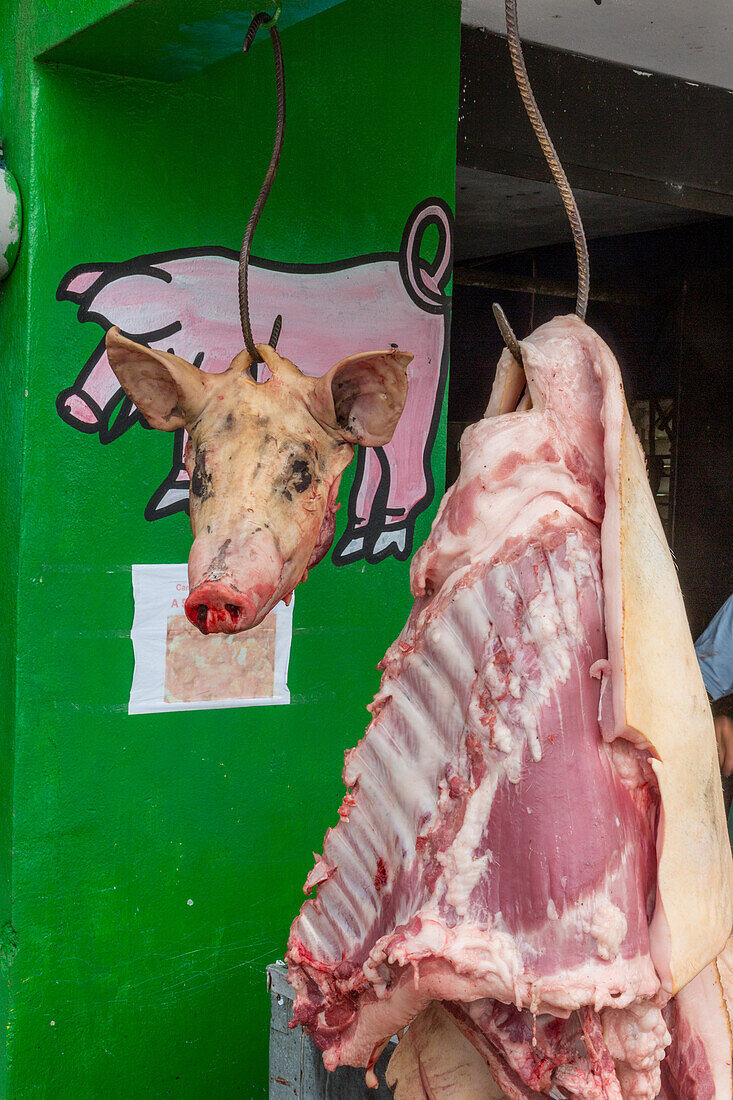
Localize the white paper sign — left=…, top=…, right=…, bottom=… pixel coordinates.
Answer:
left=129, top=564, right=293, bottom=714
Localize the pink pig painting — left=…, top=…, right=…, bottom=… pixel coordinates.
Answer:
left=56, top=199, right=452, bottom=565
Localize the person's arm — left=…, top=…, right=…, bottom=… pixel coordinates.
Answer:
left=696, top=594, right=733, bottom=702
left=713, top=694, right=733, bottom=777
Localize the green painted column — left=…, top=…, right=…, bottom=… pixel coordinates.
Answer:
left=0, top=0, right=461, bottom=1094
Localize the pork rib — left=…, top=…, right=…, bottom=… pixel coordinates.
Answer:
left=287, top=316, right=733, bottom=1096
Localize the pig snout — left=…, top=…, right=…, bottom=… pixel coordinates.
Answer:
left=185, top=529, right=283, bottom=635
left=184, top=581, right=261, bottom=634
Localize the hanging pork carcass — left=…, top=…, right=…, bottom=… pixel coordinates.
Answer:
left=287, top=315, right=733, bottom=1098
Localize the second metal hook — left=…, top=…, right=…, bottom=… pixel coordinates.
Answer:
left=493, top=0, right=590, bottom=368
left=504, top=0, right=589, bottom=321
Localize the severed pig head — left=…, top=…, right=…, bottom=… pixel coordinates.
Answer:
left=106, top=328, right=411, bottom=634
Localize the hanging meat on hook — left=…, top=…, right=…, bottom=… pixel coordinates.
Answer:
left=106, top=329, right=410, bottom=633
left=287, top=315, right=733, bottom=1098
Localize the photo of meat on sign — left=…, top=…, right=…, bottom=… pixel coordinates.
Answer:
left=164, top=612, right=276, bottom=704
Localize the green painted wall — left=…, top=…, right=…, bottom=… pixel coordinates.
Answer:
left=0, top=0, right=460, bottom=1094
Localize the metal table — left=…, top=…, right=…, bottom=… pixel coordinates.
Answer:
left=267, top=963, right=395, bottom=1099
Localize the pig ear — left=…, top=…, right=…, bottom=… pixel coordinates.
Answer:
left=105, top=327, right=208, bottom=430
left=312, top=350, right=412, bottom=446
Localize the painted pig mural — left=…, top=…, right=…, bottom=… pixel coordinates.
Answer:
left=107, top=329, right=410, bottom=633
left=56, top=199, right=452, bottom=565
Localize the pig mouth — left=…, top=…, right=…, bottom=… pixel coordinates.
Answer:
left=184, top=580, right=267, bottom=635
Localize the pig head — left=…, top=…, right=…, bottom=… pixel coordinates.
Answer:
left=106, top=327, right=411, bottom=634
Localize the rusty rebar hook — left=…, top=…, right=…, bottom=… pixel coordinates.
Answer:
left=238, top=10, right=286, bottom=364
left=493, top=0, right=591, bottom=367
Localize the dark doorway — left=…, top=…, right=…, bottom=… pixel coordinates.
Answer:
left=447, top=219, right=733, bottom=638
